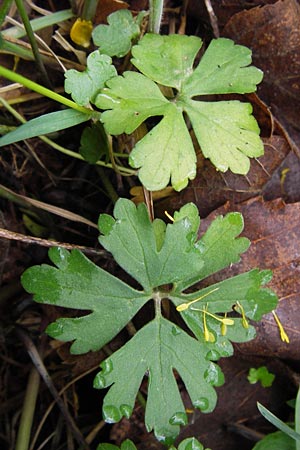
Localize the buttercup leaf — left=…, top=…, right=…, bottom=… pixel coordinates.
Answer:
left=177, top=212, right=250, bottom=291
left=98, top=199, right=204, bottom=291
left=92, top=10, right=143, bottom=58
left=177, top=437, right=205, bottom=450
left=97, top=437, right=206, bottom=450
left=21, top=246, right=149, bottom=354
left=22, top=198, right=277, bottom=443
left=248, top=366, right=275, bottom=388
left=184, top=99, right=263, bottom=174
left=64, top=51, right=117, bottom=106
left=131, top=33, right=202, bottom=90
left=95, top=71, right=169, bottom=134
left=79, top=122, right=109, bottom=163
left=94, top=317, right=222, bottom=445
left=97, top=34, right=264, bottom=190
left=181, top=37, right=263, bottom=96
left=129, top=104, right=197, bottom=191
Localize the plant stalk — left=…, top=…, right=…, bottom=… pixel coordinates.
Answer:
left=96, top=167, right=119, bottom=203
left=0, top=65, right=91, bottom=113
left=15, top=367, right=41, bottom=450
left=0, top=96, right=135, bottom=175
left=149, top=0, right=164, bottom=33
left=14, top=0, right=52, bottom=88
left=0, top=0, right=13, bottom=27
left=153, top=291, right=162, bottom=317
left=81, top=0, right=98, bottom=21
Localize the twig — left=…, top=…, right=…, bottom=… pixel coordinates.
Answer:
left=204, top=0, right=219, bottom=38
left=227, top=422, right=265, bottom=442
left=0, top=182, right=98, bottom=229
left=0, top=227, right=106, bottom=257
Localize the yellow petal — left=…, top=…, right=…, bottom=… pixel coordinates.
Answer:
left=70, top=19, right=93, bottom=48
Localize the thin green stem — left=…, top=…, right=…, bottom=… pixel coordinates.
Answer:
left=149, top=0, right=164, bottom=33
left=81, top=0, right=98, bottom=21
left=0, top=65, right=91, bottom=113
left=0, top=0, right=13, bottom=27
left=15, top=367, right=41, bottom=450
left=14, top=0, right=51, bottom=88
left=96, top=167, right=119, bottom=203
left=0, top=96, right=135, bottom=175
left=153, top=291, right=162, bottom=317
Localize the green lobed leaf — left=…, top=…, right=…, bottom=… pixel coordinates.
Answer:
left=131, top=35, right=263, bottom=95
left=97, top=440, right=137, bottom=450
left=129, top=103, right=197, bottom=191
left=92, top=10, right=143, bottom=58
left=95, top=71, right=169, bottom=134
left=0, top=109, right=92, bottom=147
left=94, top=317, right=222, bottom=445
left=177, top=438, right=205, bottom=450
left=98, top=34, right=263, bottom=190
left=64, top=51, right=117, bottom=106
left=21, top=247, right=149, bottom=354
left=252, top=431, right=295, bottom=450
left=248, top=366, right=275, bottom=388
left=183, top=99, right=264, bottom=174
left=172, top=269, right=277, bottom=321
left=97, top=437, right=207, bottom=450
left=22, top=198, right=278, bottom=443
left=171, top=270, right=277, bottom=356
left=79, top=122, right=109, bottom=163
left=177, top=212, right=250, bottom=291
left=181, top=37, right=263, bottom=96
left=173, top=202, right=200, bottom=235
left=98, top=199, right=204, bottom=291
left=131, top=33, right=202, bottom=90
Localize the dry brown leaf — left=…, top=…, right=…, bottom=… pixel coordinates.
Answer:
left=155, top=133, right=291, bottom=218
left=187, top=0, right=277, bottom=32
left=200, top=197, right=300, bottom=359
left=223, top=0, right=300, bottom=132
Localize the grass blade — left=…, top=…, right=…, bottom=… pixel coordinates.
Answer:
left=0, top=109, right=91, bottom=146
left=257, top=402, right=300, bottom=442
